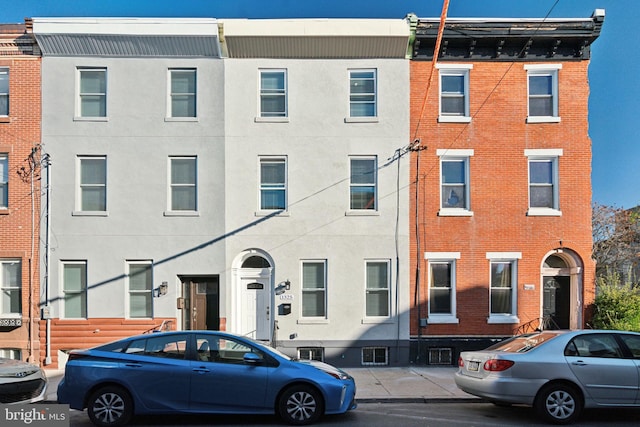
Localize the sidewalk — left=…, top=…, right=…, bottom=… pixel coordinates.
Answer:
left=44, top=366, right=479, bottom=403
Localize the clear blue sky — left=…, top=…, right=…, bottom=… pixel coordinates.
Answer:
left=2, top=0, right=636, bottom=208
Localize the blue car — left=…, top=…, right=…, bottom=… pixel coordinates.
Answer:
left=57, top=330, right=357, bottom=426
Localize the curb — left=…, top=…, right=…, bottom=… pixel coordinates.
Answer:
left=356, top=397, right=483, bottom=404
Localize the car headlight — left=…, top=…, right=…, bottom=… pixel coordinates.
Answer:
left=0, top=369, right=39, bottom=378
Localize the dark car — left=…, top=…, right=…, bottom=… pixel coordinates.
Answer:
left=57, top=330, right=356, bottom=426
left=455, top=330, right=640, bottom=424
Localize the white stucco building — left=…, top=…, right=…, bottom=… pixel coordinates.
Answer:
left=34, top=17, right=411, bottom=367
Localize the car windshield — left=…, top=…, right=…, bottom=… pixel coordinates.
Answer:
left=485, top=332, right=558, bottom=353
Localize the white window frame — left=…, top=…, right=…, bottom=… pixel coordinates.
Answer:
left=258, top=156, right=287, bottom=213
left=526, top=149, right=562, bottom=216
left=487, top=252, right=521, bottom=324
left=0, top=259, right=21, bottom=317
left=74, top=156, right=107, bottom=216
left=364, top=259, right=391, bottom=320
left=257, top=69, right=288, bottom=121
left=76, top=67, right=107, bottom=120
left=167, top=68, right=197, bottom=120
left=61, top=261, right=87, bottom=319
left=347, top=69, right=378, bottom=122
left=166, top=156, right=198, bottom=216
left=0, top=154, right=7, bottom=209
left=300, top=260, right=327, bottom=320
left=424, top=252, right=460, bottom=324
left=0, top=68, right=8, bottom=116
left=349, top=156, right=378, bottom=213
left=525, top=64, right=561, bottom=123
left=126, top=260, right=153, bottom=319
left=436, top=63, right=472, bottom=123
left=437, top=149, right=473, bottom=216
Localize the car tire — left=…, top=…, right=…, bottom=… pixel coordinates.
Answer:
left=534, top=383, right=582, bottom=425
left=87, top=385, right=134, bottom=427
left=278, top=384, right=324, bottom=425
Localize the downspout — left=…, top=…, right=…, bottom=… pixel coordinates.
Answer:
left=42, top=153, right=51, bottom=365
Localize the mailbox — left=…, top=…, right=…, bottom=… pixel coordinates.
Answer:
left=279, top=303, right=291, bottom=315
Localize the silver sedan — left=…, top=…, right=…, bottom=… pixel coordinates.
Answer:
left=0, top=357, right=47, bottom=404
left=454, top=330, right=640, bottom=424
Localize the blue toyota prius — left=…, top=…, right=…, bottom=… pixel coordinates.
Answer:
left=57, top=330, right=357, bottom=426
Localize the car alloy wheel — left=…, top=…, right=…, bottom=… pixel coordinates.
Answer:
left=87, top=385, right=133, bottom=427
left=535, top=383, right=582, bottom=425
left=279, top=385, right=323, bottom=425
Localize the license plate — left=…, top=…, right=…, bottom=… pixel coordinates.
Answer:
left=468, top=361, right=480, bottom=372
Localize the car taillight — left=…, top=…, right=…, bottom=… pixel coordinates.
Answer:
left=483, top=359, right=514, bottom=372
left=66, top=353, right=87, bottom=362
left=458, top=356, right=464, bottom=367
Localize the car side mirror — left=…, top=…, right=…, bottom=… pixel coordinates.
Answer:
left=243, top=352, right=262, bottom=365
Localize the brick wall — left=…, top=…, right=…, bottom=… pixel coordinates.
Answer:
left=409, top=60, right=595, bottom=336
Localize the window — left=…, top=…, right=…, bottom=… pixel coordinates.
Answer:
left=259, top=157, right=286, bottom=211
left=78, top=156, right=106, bottom=212
left=298, top=347, right=324, bottom=362
left=0, top=260, right=21, bottom=315
left=126, top=334, right=188, bottom=359
left=0, top=68, right=8, bottom=116
left=127, top=261, right=153, bottom=318
left=362, top=347, right=387, bottom=366
left=0, top=349, right=20, bottom=360
left=169, top=69, right=196, bottom=118
left=487, top=252, right=521, bottom=323
left=365, top=260, right=390, bottom=317
left=78, top=68, right=106, bottom=118
left=438, top=149, right=473, bottom=215
left=62, top=261, right=87, bottom=318
left=301, top=261, right=326, bottom=318
left=169, top=157, right=197, bottom=212
left=259, top=69, right=287, bottom=118
left=526, top=149, right=562, bottom=215
left=436, top=64, right=472, bottom=122
left=425, top=252, right=460, bottom=324
left=349, top=69, right=376, bottom=117
left=350, top=157, right=377, bottom=211
left=0, top=154, right=7, bottom=209
left=525, top=64, right=561, bottom=122
left=195, top=334, right=265, bottom=364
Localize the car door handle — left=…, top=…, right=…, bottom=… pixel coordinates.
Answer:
left=571, top=360, right=587, bottom=366
left=124, top=363, right=143, bottom=368
left=192, top=367, right=211, bottom=373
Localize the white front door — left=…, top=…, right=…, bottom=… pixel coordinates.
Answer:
left=239, top=276, right=271, bottom=340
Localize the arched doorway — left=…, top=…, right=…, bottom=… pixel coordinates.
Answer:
left=541, top=250, right=583, bottom=329
left=232, top=250, right=274, bottom=341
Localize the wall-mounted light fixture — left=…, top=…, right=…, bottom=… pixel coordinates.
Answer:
left=155, top=281, right=169, bottom=297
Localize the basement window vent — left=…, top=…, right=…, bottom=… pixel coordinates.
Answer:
left=429, top=347, right=453, bottom=365
left=362, top=347, right=388, bottom=366
left=298, top=347, right=324, bottom=362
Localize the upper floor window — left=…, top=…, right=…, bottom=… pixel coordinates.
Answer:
left=169, top=156, right=197, bottom=212
left=259, top=157, right=286, bottom=211
left=487, top=252, right=521, bottom=324
left=425, top=252, right=460, bottom=324
left=349, top=69, right=377, bottom=118
left=436, top=64, right=472, bottom=123
left=526, top=149, right=562, bottom=216
left=365, top=260, right=390, bottom=318
left=525, top=64, right=561, bottom=123
left=0, top=259, right=21, bottom=316
left=77, top=156, right=107, bottom=213
left=62, top=261, right=87, bottom=319
left=0, top=68, right=8, bottom=116
left=127, top=261, right=153, bottom=318
left=0, top=154, right=7, bottom=209
left=301, top=261, right=326, bottom=318
left=77, top=68, right=107, bottom=118
left=350, top=157, right=377, bottom=211
left=259, top=69, right=287, bottom=118
left=169, top=69, right=196, bottom=118
left=438, top=149, right=473, bottom=216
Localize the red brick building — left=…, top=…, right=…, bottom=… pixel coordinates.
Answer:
left=0, top=20, right=42, bottom=363
left=408, top=11, right=604, bottom=364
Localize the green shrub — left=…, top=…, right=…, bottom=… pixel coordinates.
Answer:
left=591, top=270, right=640, bottom=332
